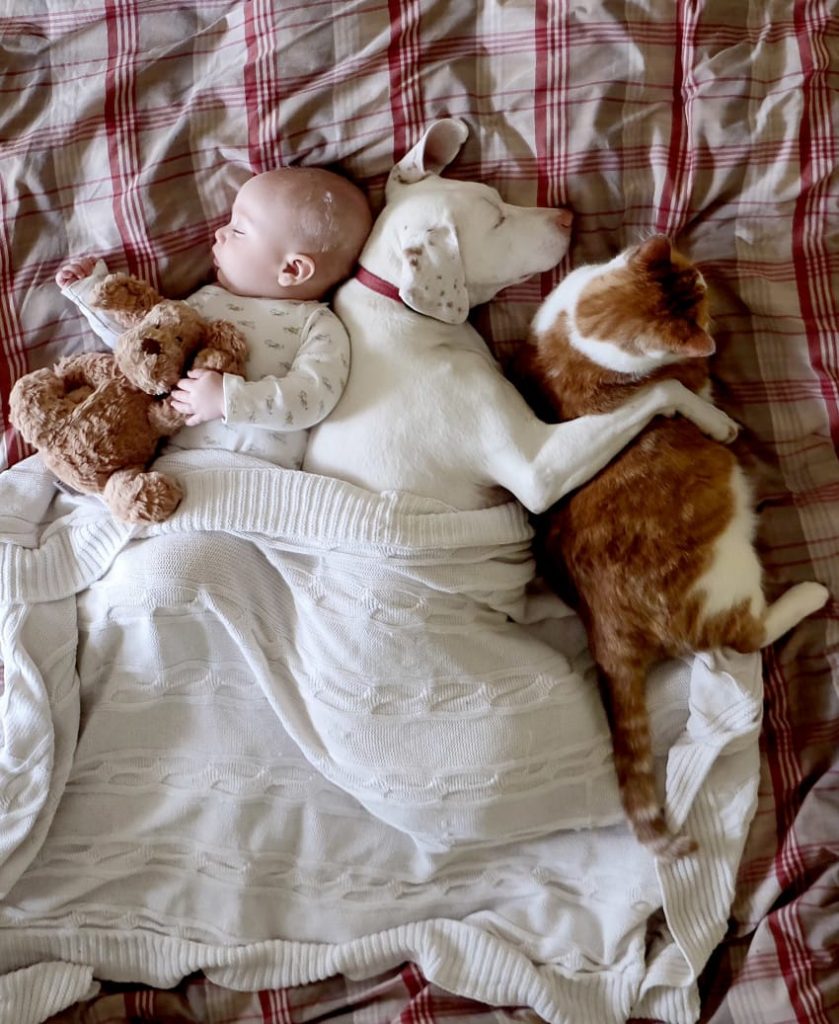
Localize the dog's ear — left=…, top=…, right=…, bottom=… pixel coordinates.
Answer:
left=388, top=118, right=470, bottom=188
left=398, top=225, right=470, bottom=325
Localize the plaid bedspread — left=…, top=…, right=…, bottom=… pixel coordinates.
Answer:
left=1, top=2, right=837, bottom=1023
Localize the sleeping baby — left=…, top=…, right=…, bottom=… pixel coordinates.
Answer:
left=56, top=167, right=372, bottom=468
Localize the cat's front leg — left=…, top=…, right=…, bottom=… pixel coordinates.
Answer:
left=647, top=380, right=739, bottom=443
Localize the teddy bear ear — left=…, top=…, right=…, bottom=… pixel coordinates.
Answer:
left=90, top=273, right=165, bottom=326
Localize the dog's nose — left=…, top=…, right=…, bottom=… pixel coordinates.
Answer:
left=141, top=338, right=161, bottom=356
left=554, top=209, right=573, bottom=230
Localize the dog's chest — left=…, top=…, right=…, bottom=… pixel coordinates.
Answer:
left=304, top=306, right=494, bottom=506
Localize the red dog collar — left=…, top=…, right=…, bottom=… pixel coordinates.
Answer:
left=354, top=265, right=401, bottom=302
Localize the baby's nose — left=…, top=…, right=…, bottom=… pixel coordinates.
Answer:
left=215, top=225, right=227, bottom=243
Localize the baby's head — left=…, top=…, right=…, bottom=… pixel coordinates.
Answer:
left=212, top=167, right=372, bottom=301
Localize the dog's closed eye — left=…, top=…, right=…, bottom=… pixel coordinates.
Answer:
left=481, top=195, right=506, bottom=228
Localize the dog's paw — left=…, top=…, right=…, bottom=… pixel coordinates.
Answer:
left=698, top=406, right=740, bottom=444
left=655, top=382, right=740, bottom=444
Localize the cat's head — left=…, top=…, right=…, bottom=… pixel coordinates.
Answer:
left=532, top=235, right=714, bottom=374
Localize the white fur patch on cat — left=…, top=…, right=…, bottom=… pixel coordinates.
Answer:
left=533, top=256, right=679, bottom=375
left=532, top=263, right=602, bottom=336
left=690, top=463, right=763, bottom=619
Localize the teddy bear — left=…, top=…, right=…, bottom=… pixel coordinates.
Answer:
left=9, top=272, right=248, bottom=523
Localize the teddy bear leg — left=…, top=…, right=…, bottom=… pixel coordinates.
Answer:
left=103, top=466, right=184, bottom=524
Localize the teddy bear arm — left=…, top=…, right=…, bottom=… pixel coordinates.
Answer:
left=148, top=397, right=186, bottom=436
left=9, top=367, right=68, bottom=446
left=54, top=352, right=118, bottom=388
left=191, top=321, right=249, bottom=376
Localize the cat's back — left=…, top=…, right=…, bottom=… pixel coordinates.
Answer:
left=555, top=415, right=738, bottom=578
left=523, top=311, right=744, bottom=644
left=519, top=309, right=738, bottom=539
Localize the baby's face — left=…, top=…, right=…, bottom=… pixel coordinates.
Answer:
left=212, top=178, right=292, bottom=298
left=211, top=168, right=372, bottom=301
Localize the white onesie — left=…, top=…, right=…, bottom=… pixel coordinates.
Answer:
left=62, top=262, right=350, bottom=469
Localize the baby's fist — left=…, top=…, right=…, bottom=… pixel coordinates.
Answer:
left=170, top=368, right=225, bottom=427
left=55, top=256, right=98, bottom=288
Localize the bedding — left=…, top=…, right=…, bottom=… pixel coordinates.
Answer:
left=0, top=3, right=836, bottom=1024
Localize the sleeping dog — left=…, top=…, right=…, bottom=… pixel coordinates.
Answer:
left=304, top=118, right=738, bottom=512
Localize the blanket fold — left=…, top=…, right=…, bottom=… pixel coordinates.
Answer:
left=0, top=452, right=762, bottom=1024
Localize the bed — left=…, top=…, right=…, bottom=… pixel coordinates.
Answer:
left=1, top=3, right=837, bottom=1023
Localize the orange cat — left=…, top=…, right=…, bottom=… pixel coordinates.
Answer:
left=515, top=236, right=829, bottom=860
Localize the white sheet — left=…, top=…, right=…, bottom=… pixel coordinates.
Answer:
left=0, top=451, right=762, bottom=1024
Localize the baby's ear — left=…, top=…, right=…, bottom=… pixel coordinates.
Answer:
left=277, top=254, right=316, bottom=288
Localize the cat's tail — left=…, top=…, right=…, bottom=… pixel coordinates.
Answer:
left=760, top=581, right=830, bottom=647
left=598, top=663, right=697, bottom=862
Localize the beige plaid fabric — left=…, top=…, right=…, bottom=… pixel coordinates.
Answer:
left=1, top=2, right=836, bottom=1023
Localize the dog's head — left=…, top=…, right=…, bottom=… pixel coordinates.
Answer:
left=366, top=118, right=572, bottom=324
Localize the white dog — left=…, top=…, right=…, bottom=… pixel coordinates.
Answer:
left=304, top=119, right=737, bottom=511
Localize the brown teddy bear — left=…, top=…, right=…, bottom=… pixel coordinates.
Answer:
left=9, top=272, right=248, bottom=523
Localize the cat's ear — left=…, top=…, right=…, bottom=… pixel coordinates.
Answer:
left=634, top=235, right=673, bottom=269
left=680, top=327, right=715, bottom=357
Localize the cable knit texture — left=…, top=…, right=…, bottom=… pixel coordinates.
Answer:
left=0, top=451, right=762, bottom=1024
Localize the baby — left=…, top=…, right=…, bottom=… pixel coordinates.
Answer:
left=56, top=167, right=373, bottom=468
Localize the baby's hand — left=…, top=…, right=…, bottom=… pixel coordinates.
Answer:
left=55, top=256, right=98, bottom=288
left=170, top=368, right=225, bottom=427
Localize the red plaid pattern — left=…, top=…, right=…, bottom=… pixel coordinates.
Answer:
left=45, top=965, right=541, bottom=1024
left=2, top=2, right=837, bottom=1022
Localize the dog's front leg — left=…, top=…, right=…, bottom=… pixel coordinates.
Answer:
left=489, top=378, right=738, bottom=514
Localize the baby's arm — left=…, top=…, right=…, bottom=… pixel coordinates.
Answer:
left=484, top=376, right=738, bottom=514
left=223, top=307, right=350, bottom=431
left=56, top=257, right=124, bottom=349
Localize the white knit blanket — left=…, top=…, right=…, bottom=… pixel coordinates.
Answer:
left=0, top=451, right=762, bottom=1024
